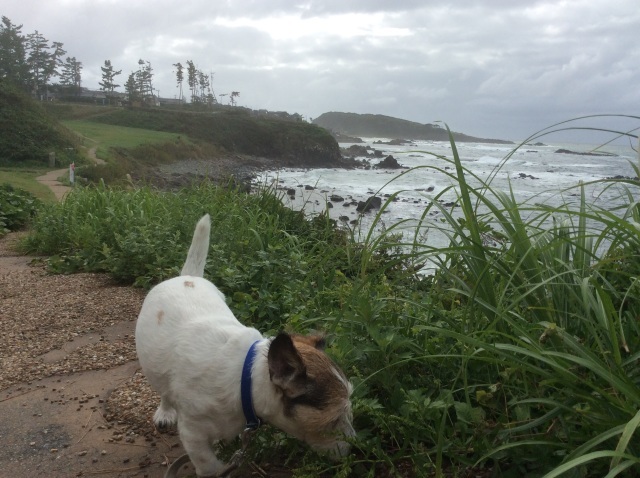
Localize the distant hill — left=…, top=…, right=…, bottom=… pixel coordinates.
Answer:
left=313, top=112, right=513, bottom=144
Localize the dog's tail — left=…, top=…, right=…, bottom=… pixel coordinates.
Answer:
left=180, top=214, right=211, bottom=277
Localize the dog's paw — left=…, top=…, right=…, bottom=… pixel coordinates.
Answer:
left=153, top=406, right=178, bottom=431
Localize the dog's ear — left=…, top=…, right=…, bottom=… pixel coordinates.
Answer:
left=290, top=333, right=326, bottom=350
left=268, top=333, right=308, bottom=398
left=312, top=335, right=326, bottom=350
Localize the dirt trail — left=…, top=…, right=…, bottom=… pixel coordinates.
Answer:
left=35, top=168, right=71, bottom=201
left=0, top=233, right=194, bottom=477
left=1, top=158, right=197, bottom=476
left=34, top=146, right=105, bottom=201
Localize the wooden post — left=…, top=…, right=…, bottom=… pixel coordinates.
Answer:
left=49, top=152, right=55, bottom=167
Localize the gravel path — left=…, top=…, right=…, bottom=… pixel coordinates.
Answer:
left=0, top=233, right=190, bottom=477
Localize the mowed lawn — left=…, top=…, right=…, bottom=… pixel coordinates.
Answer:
left=63, top=120, right=188, bottom=162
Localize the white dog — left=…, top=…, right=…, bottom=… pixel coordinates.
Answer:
left=135, top=214, right=354, bottom=477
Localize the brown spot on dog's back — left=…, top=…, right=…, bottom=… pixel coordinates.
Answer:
left=157, top=310, right=164, bottom=325
left=184, top=281, right=195, bottom=288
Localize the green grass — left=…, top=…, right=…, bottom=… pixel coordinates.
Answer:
left=62, top=119, right=189, bottom=162
left=16, top=117, right=640, bottom=477
left=0, top=168, right=57, bottom=202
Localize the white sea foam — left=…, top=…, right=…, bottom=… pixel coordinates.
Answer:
left=256, top=139, right=639, bottom=246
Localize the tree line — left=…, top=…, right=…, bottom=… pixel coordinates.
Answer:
left=0, top=16, right=81, bottom=98
left=0, top=15, right=238, bottom=106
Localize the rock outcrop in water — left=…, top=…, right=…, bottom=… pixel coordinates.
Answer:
left=555, top=149, right=617, bottom=157
left=374, top=155, right=403, bottom=169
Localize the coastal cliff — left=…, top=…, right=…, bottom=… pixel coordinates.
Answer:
left=313, top=112, right=513, bottom=144
left=88, top=108, right=343, bottom=167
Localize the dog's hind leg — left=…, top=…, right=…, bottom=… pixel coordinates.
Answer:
left=153, top=396, right=178, bottom=430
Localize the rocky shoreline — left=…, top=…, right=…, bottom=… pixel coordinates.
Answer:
left=149, top=150, right=383, bottom=189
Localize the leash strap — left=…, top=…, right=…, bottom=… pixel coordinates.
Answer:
left=241, top=340, right=262, bottom=430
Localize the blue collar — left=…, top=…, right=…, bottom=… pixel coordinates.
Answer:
left=241, top=340, right=262, bottom=430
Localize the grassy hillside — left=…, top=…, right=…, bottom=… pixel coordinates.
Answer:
left=314, top=111, right=514, bottom=144
left=0, top=80, right=84, bottom=166
left=62, top=119, right=188, bottom=163
left=50, top=105, right=343, bottom=166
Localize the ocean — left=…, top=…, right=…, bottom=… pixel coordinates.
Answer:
left=256, top=138, right=639, bottom=248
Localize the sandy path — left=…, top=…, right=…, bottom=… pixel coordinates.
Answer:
left=1, top=154, right=197, bottom=477
left=35, top=168, right=71, bottom=201
left=35, top=146, right=105, bottom=201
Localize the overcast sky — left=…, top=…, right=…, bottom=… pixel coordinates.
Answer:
left=4, top=0, right=640, bottom=143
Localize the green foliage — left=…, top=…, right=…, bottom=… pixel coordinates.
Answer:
left=0, top=79, right=83, bottom=165
left=85, top=107, right=341, bottom=165
left=0, top=183, right=41, bottom=235
left=19, top=118, right=640, bottom=477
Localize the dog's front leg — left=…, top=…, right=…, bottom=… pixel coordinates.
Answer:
left=179, top=419, right=226, bottom=477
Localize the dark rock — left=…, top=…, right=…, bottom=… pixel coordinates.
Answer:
left=357, top=196, right=382, bottom=213
left=344, top=145, right=370, bottom=157
left=286, top=188, right=296, bottom=196
left=304, top=185, right=315, bottom=190
left=332, top=132, right=364, bottom=143
left=373, top=138, right=413, bottom=145
left=555, top=149, right=616, bottom=157
left=375, top=155, right=402, bottom=169
left=330, top=195, right=344, bottom=202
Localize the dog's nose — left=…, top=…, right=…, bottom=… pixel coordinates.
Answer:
left=334, top=439, right=351, bottom=457
left=343, top=422, right=356, bottom=438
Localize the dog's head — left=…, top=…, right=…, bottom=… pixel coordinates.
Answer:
left=267, top=332, right=354, bottom=456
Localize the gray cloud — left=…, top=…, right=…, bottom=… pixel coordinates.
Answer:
left=4, top=0, right=639, bottom=142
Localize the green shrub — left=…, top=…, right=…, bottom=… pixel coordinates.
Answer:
left=0, top=183, right=42, bottom=236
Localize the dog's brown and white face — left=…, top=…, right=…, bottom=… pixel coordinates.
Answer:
left=268, top=333, right=354, bottom=455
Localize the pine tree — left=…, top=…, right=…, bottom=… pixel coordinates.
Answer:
left=59, top=56, right=82, bottom=95
left=0, top=16, right=29, bottom=88
left=197, top=69, right=210, bottom=104
left=124, top=72, right=139, bottom=104
left=45, top=41, right=66, bottom=99
left=26, top=30, right=50, bottom=98
left=99, top=60, right=122, bottom=104
left=48, top=42, right=66, bottom=78
left=173, top=62, right=183, bottom=102
left=134, top=59, right=154, bottom=103
left=186, top=60, right=197, bottom=103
